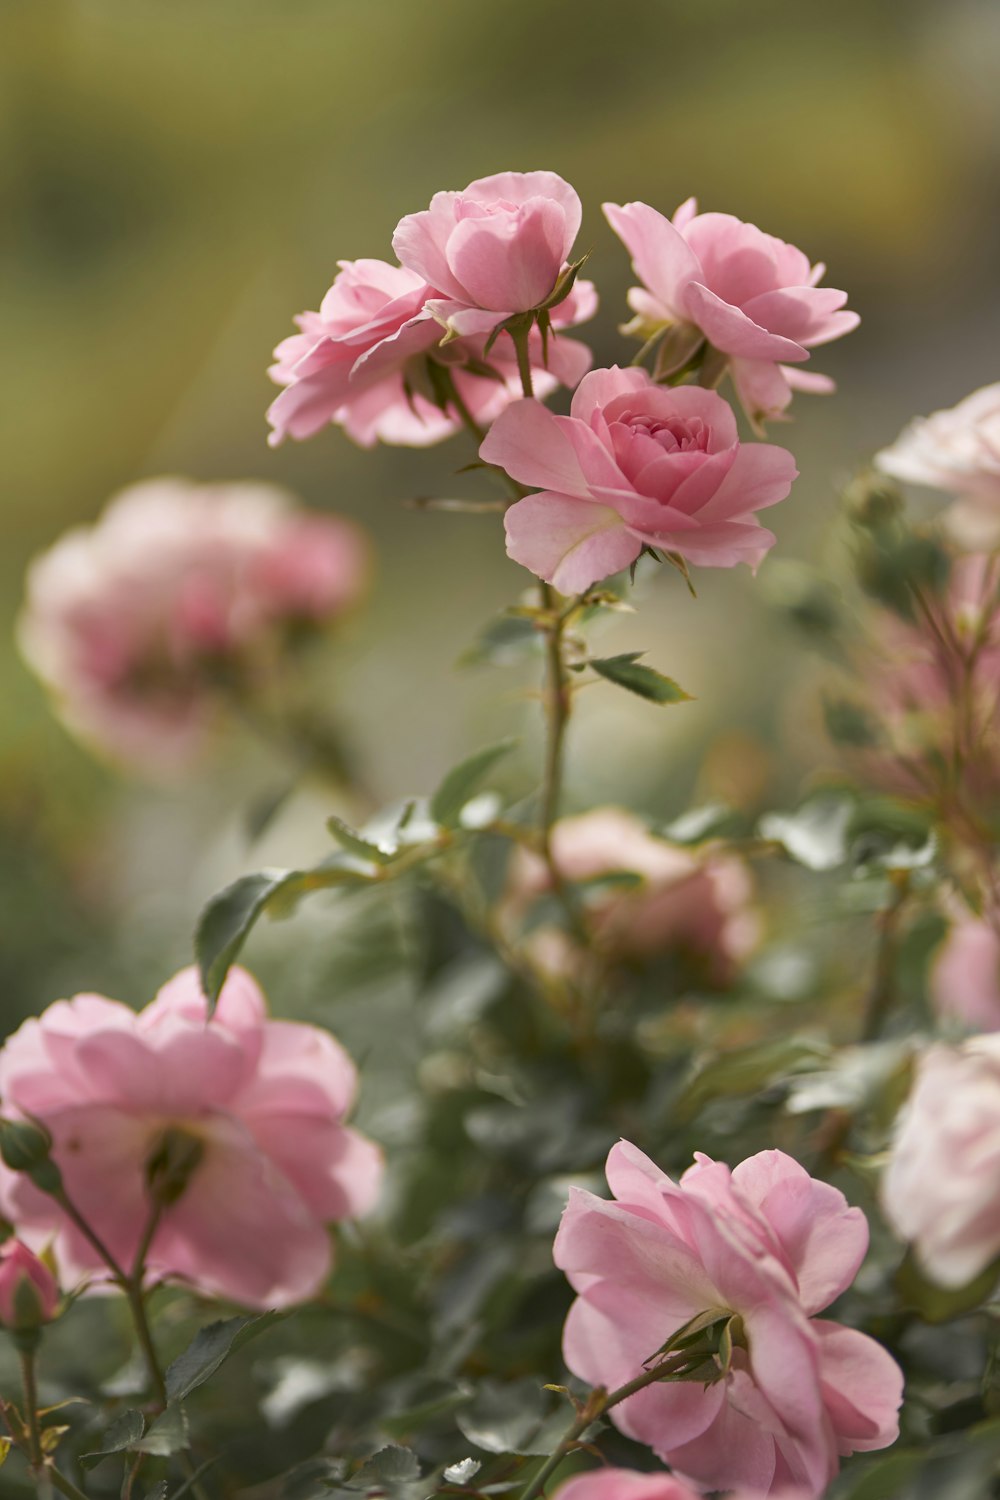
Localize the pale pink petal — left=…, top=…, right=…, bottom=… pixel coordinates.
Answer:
left=603, top=201, right=701, bottom=315
left=447, top=197, right=569, bottom=312
left=481, top=399, right=593, bottom=497
left=504, top=493, right=641, bottom=593
left=813, top=1321, right=903, bottom=1453
left=682, top=282, right=808, bottom=362
left=467, top=170, right=582, bottom=251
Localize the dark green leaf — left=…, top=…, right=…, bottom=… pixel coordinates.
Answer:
left=460, top=613, right=541, bottom=668
left=895, top=1249, right=1000, bottom=1324
left=165, top=1312, right=283, bottom=1404
left=80, top=1408, right=145, bottom=1468
left=135, top=1404, right=189, bottom=1456
left=430, top=740, right=517, bottom=828
left=588, top=652, right=692, bottom=704
left=346, top=1446, right=421, bottom=1489
left=326, top=817, right=396, bottom=866
left=455, top=1377, right=555, bottom=1455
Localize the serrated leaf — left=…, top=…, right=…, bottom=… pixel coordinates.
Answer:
left=196, top=864, right=373, bottom=1004
left=165, top=1312, right=283, bottom=1405
left=136, top=1403, right=189, bottom=1456
left=588, top=652, right=692, bottom=704
left=430, top=740, right=517, bottom=828
left=346, top=1446, right=421, bottom=1489
left=80, top=1408, right=145, bottom=1468
left=443, top=1459, right=482, bottom=1485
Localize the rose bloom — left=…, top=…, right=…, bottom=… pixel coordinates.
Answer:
left=0, top=1239, right=60, bottom=1331
left=19, top=478, right=368, bottom=770
left=849, top=553, right=1000, bottom=807
left=604, top=198, right=857, bottom=425
left=930, top=908, right=1000, bottom=1033
left=0, top=966, right=383, bottom=1308
left=875, top=384, right=1000, bottom=545
left=554, top=1472, right=809, bottom=1500
left=504, top=808, right=758, bottom=984
left=882, top=1036, right=1000, bottom=1288
left=482, top=366, right=797, bottom=593
left=393, top=170, right=584, bottom=339
left=267, top=257, right=596, bottom=449
left=555, top=1142, right=902, bottom=1497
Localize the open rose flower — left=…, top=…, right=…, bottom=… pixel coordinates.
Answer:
left=882, top=1036, right=1000, bottom=1288
left=393, top=170, right=584, bottom=339
left=930, top=909, right=1000, bottom=1033
left=482, top=366, right=797, bottom=592
left=267, top=257, right=595, bottom=449
left=503, top=807, right=758, bottom=983
left=875, top=383, right=1000, bottom=546
left=19, top=478, right=368, bottom=770
left=0, top=966, right=383, bottom=1308
left=604, top=198, right=857, bottom=425
left=555, top=1142, right=902, bottom=1496
left=554, top=1472, right=809, bottom=1500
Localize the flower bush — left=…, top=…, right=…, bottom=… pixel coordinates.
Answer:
left=4, top=165, right=1000, bottom=1500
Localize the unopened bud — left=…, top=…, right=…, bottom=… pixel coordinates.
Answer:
left=0, top=1118, right=63, bottom=1197
left=0, top=1240, right=60, bottom=1344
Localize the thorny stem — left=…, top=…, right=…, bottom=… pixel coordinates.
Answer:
left=517, top=1360, right=698, bottom=1500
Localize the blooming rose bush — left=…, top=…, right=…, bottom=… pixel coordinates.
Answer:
left=19, top=477, right=368, bottom=771
left=484, top=366, right=798, bottom=591
left=554, top=1142, right=902, bottom=1496
left=0, top=965, right=382, bottom=1307
left=604, top=198, right=857, bottom=424
left=882, top=1037, right=1000, bottom=1289
left=502, top=807, right=758, bottom=982
left=876, top=382, right=1000, bottom=545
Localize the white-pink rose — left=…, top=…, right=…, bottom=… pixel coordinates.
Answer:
left=19, top=478, right=368, bottom=770
left=555, top=1142, right=902, bottom=1496
left=882, top=1036, right=1000, bottom=1288
left=930, top=909, right=1000, bottom=1033
left=482, top=366, right=797, bottom=593
left=876, top=384, right=1000, bottom=545
left=0, top=966, right=383, bottom=1309
left=604, top=198, right=857, bottom=425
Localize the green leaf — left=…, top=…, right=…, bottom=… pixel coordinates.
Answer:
left=346, top=1447, right=422, bottom=1490
left=430, top=740, right=517, bottom=828
left=587, top=652, right=693, bottom=705
left=80, top=1408, right=145, bottom=1468
left=165, top=1312, right=283, bottom=1405
left=459, top=612, right=541, bottom=668
left=196, top=863, right=373, bottom=1004
left=326, top=816, right=396, bottom=866
left=676, top=1037, right=830, bottom=1120
left=455, top=1377, right=555, bottom=1456
left=895, top=1249, right=1000, bottom=1324
left=759, top=795, right=853, bottom=871
left=135, top=1404, right=189, bottom=1456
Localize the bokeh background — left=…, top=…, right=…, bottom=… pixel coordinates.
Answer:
left=3, top=0, right=1000, bottom=1035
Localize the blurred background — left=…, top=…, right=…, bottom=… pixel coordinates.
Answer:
left=3, top=0, right=1000, bottom=1033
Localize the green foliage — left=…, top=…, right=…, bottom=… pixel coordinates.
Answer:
left=165, top=1312, right=284, bottom=1403
left=430, top=740, right=517, bottom=828
left=585, top=653, right=693, bottom=704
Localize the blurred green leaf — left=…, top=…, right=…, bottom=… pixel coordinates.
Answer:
left=327, top=816, right=397, bottom=866
left=460, top=613, right=541, bottom=668
left=165, top=1312, right=283, bottom=1404
left=430, top=740, right=517, bottom=828
left=455, top=1377, right=554, bottom=1455
left=760, top=795, right=853, bottom=870
left=677, top=1037, right=830, bottom=1119
left=346, top=1446, right=422, bottom=1491
left=80, top=1408, right=145, bottom=1468
left=587, top=652, right=693, bottom=704
left=136, top=1404, right=189, bottom=1457
left=895, top=1250, right=1000, bottom=1325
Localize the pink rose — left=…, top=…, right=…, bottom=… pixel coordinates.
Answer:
left=18, top=478, right=368, bottom=770
left=603, top=198, right=857, bottom=425
left=930, top=910, right=1000, bottom=1033
left=482, top=367, right=797, bottom=593
left=875, top=384, right=1000, bottom=545
left=504, top=808, right=758, bottom=983
left=393, top=170, right=583, bottom=339
left=555, top=1142, right=902, bottom=1496
left=554, top=1471, right=809, bottom=1500
left=267, top=258, right=595, bottom=449
left=0, top=1239, right=60, bottom=1332
left=882, top=1037, right=1000, bottom=1287
left=0, top=966, right=383, bottom=1308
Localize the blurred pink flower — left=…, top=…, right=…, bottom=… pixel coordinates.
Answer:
left=267, top=257, right=595, bottom=449
left=504, top=807, right=758, bottom=983
left=555, top=1142, right=902, bottom=1496
left=930, top=908, right=1000, bottom=1032
left=554, top=1472, right=809, bottom=1500
left=483, top=367, right=797, bottom=592
left=603, top=198, right=857, bottom=425
left=875, top=384, right=1000, bottom=545
left=19, top=478, right=368, bottom=770
left=0, top=1239, right=60, bottom=1332
left=0, top=966, right=383, bottom=1309
left=393, top=170, right=584, bottom=339
left=882, top=1036, right=1000, bottom=1287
